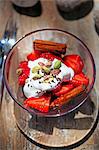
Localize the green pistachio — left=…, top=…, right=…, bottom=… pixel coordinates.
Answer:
left=44, top=76, right=54, bottom=83
left=42, top=66, right=50, bottom=74
left=32, top=66, right=40, bottom=73
left=54, top=60, right=61, bottom=69
left=33, top=73, right=42, bottom=79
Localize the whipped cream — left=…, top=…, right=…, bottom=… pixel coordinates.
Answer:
left=23, top=58, right=74, bottom=98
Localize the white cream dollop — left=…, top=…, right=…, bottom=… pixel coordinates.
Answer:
left=23, top=78, right=44, bottom=98
left=23, top=58, right=74, bottom=98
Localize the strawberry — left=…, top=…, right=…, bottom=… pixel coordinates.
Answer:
left=27, top=52, right=38, bottom=61
left=17, top=61, right=30, bottom=85
left=54, top=84, right=74, bottom=96
left=18, top=73, right=28, bottom=85
left=19, top=61, right=28, bottom=69
left=24, top=94, right=51, bottom=113
left=22, top=67, right=30, bottom=76
left=52, top=84, right=62, bottom=93
left=71, top=72, right=89, bottom=87
left=51, top=84, right=84, bottom=108
left=40, top=52, right=62, bottom=61
left=34, top=49, right=42, bottom=56
left=63, top=54, right=84, bottom=74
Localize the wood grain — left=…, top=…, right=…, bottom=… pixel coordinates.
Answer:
left=0, top=0, right=99, bottom=149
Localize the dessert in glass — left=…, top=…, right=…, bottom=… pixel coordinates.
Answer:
left=3, top=29, right=96, bottom=117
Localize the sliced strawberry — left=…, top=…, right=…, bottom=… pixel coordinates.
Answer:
left=24, top=94, right=51, bottom=113
left=34, top=49, right=42, bottom=56
left=22, top=67, right=30, bottom=76
left=18, top=73, right=28, bottom=85
left=65, top=55, right=83, bottom=64
left=19, top=61, right=28, bottom=69
left=63, top=54, right=84, bottom=74
left=71, top=72, right=89, bottom=87
left=50, top=84, right=85, bottom=108
left=52, top=83, right=62, bottom=93
left=27, top=52, right=38, bottom=61
left=40, top=52, right=62, bottom=61
left=54, top=84, right=74, bottom=96
left=17, top=61, right=30, bottom=85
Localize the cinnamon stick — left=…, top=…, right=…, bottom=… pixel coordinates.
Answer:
left=33, top=39, right=67, bottom=55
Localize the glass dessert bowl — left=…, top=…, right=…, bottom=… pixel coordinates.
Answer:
left=3, top=29, right=96, bottom=117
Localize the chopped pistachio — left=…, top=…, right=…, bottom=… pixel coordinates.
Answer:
left=32, top=66, right=40, bottom=73
left=16, top=68, right=23, bottom=76
left=50, top=69, right=60, bottom=76
left=44, top=76, right=54, bottom=83
left=42, top=66, right=50, bottom=74
left=32, top=73, right=42, bottom=79
left=45, top=61, right=52, bottom=67
left=44, top=75, right=51, bottom=80
left=54, top=60, right=61, bottom=69
left=49, top=76, right=54, bottom=82
left=38, top=62, right=45, bottom=66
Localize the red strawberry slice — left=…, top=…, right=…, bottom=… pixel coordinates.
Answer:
left=19, top=61, right=28, bottom=69
left=18, top=61, right=30, bottom=85
left=34, top=49, right=42, bottom=56
left=63, top=54, right=84, bottom=74
left=40, top=52, right=62, bottom=61
left=71, top=72, right=89, bottom=87
left=18, top=73, right=28, bottom=85
left=27, top=52, right=38, bottom=61
left=65, top=55, right=83, bottom=64
left=24, top=94, right=51, bottom=113
left=22, top=67, right=30, bottom=76
left=54, top=84, right=74, bottom=96
left=52, top=83, right=62, bottom=93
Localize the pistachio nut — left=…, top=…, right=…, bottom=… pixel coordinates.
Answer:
left=54, top=60, right=61, bottom=69
left=16, top=68, right=23, bottom=76
left=33, top=73, right=42, bottom=80
left=32, top=66, right=40, bottom=73
left=42, top=66, right=50, bottom=74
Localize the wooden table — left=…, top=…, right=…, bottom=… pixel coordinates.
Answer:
left=0, top=0, right=99, bottom=149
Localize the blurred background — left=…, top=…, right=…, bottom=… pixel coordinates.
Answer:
left=0, top=0, right=99, bottom=37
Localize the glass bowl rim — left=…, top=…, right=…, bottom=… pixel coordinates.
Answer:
left=3, top=28, right=96, bottom=117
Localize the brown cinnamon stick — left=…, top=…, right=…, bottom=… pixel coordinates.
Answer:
left=33, top=39, right=67, bottom=55
left=50, top=84, right=85, bottom=108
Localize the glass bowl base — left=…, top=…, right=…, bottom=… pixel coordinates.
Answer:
left=14, top=88, right=99, bottom=148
